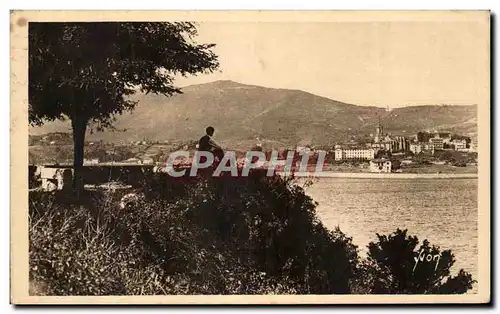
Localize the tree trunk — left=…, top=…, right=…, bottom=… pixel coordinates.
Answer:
left=71, top=117, right=87, bottom=199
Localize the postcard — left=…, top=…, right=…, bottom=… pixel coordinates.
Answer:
left=10, top=10, right=490, bottom=304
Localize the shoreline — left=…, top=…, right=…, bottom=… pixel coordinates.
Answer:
left=276, top=171, right=478, bottom=179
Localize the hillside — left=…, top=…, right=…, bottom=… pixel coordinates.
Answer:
left=29, top=80, right=477, bottom=149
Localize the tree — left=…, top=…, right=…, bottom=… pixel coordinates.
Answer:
left=391, top=159, right=401, bottom=171
left=405, top=150, right=414, bottom=157
left=352, top=229, right=475, bottom=294
left=417, top=132, right=432, bottom=143
left=29, top=22, right=219, bottom=193
left=375, top=149, right=391, bottom=159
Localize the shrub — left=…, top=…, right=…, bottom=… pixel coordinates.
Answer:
left=29, top=170, right=359, bottom=295
left=350, top=229, right=475, bottom=294
left=29, top=176, right=475, bottom=295
left=29, top=191, right=125, bottom=295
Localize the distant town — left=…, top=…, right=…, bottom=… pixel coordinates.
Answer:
left=29, top=118, right=478, bottom=176
left=28, top=116, right=480, bottom=201
left=328, top=120, right=477, bottom=174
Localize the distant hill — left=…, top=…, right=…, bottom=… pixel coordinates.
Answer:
left=29, top=80, right=477, bottom=150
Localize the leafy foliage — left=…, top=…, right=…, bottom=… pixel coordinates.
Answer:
left=29, top=170, right=359, bottom=295
left=351, top=229, right=475, bottom=294
left=29, top=22, right=219, bottom=182
left=29, top=172, right=475, bottom=295
left=29, top=22, right=219, bottom=128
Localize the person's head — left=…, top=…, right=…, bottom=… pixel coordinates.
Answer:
left=206, top=126, right=215, bottom=136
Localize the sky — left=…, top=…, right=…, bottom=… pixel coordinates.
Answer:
left=175, top=19, right=489, bottom=108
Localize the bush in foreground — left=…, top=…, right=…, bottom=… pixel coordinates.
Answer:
left=29, top=170, right=359, bottom=295
left=29, top=171, right=475, bottom=295
left=351, top=229, right=475, bottom=294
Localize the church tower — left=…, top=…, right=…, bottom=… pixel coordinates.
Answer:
left=374, top=117, right=383, bottom=143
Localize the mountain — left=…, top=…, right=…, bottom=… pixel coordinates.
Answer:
left=29, top=80, right=477, bottom=149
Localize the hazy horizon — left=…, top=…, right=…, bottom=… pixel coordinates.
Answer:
left=177, top=79, right=478, bottom=110
left=174, top=20, right=488, bottom=109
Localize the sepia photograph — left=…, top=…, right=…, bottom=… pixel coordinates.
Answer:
left=10, top=10, right=490, bottom=304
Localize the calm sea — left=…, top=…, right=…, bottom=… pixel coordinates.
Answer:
left=298, top=177, right=478, bottom=282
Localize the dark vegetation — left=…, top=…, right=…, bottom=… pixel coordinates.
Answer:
left=352, top=229, right=475, bottom=294
left=416, top=131, right=472, bottom=146
left=29, top=170, right=475, bottom=295
left=436, top=150, right=477, bottom=166
left=29, top=22, right=219, bottom=190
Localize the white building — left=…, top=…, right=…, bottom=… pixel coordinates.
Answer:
left=429, top=135, right=444, bottom=150
left=369, top=159, right=392, bottom=173
left=470, top=138, right=478, bottom=152
left=335, top=148, right=375, bottom=161
left=409, top=143, right=422, bottom=155
left=451, top=139, right=467, bottom=151
left=409, top=142, right=434, bottom=155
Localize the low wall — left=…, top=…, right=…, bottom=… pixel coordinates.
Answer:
left=30, top=165, right=157, bottom=190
